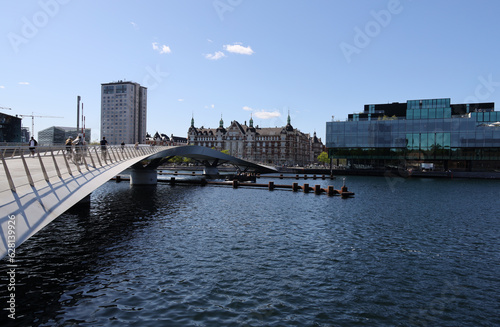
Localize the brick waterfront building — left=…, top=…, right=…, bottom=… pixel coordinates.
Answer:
left=188, top=114, right=323, bottom=166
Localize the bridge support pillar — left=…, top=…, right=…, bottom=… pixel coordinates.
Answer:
left=203, top=166, right=219, bottom=178
left=130, top=169, right=157, bottom=185
left=78, top=194, right=91, bottom=204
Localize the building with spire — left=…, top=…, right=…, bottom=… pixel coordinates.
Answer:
left=188, top=113, right=324, bottom=166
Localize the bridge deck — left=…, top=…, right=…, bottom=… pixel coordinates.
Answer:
left=0, top=145, right=171, bottom=259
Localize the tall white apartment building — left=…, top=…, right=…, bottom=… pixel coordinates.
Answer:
left=100, top=81, right=147, bottom=145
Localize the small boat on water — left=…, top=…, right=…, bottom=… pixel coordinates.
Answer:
left=225, top=173, right=257, bottom=182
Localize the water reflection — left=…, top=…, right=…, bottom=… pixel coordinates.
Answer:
left=0, top=177, right=499, bottom=326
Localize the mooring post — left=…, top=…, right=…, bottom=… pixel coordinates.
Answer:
left=303, top=183, right=309, bottom=193
left=304, top=174, right=308, bottom=180
left=314, top=184, right=322, bottom=194
left=327, top=185, right=335, bottom=196
left=279, top=174, right=283, bottom=179
left=313, top=174, right=317, bottom=180
left=341, top=178, right=347, bottom=193
left=292, top=182, right=299, bottom=192
left=232, top=180, right=239, bottom=188
left=170, top=177, right=176, bottom=185
left=322, top=174, right=325, bottom=180
left=116, top=175, right=121, bottom=183
left=268, top=181, right=274, bottom=191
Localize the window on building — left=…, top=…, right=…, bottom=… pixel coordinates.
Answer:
left=444, top=107, right=452, bottom=118
left=116, top=85, right=127, bottom=93
left=103, top=86, right=114, bottom=94
left=407, top=109, right=413, bottom=120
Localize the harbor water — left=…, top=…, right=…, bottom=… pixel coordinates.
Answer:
left=1, top=175, right=499, bottom=326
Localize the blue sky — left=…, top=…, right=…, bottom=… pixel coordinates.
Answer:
left=1, top=0, right=500, bottom=142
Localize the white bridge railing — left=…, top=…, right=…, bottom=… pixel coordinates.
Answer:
left=0, top=144, right=166, bottom=193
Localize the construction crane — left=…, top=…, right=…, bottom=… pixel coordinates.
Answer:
left=19, top=113, right=63, bottom=137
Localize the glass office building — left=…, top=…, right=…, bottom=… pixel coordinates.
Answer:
left=38, top=126, right=91, bottom=146
left=0, top=112, right=22, bottom=143
left=326, top=98, right=500, bottom=171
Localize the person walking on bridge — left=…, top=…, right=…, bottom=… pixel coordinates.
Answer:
left=100, top=137, right=108, bottom=162
left=65, top=137, right=73, bottom=159
left=28, top=136, right=38, bottom=157
left=72, top=135, right=84, bottom=164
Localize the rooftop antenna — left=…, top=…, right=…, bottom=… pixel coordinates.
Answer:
left=81, top=102, right=84, bottom=135
left=76, top=95, right=81, bottom=131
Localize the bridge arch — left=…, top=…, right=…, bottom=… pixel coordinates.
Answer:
left=130, top=145, right=276, bottom=183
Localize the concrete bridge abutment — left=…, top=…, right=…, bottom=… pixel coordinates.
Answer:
left=203, top=166, right=219, bottom=179
left=130, top=169, right=158, bottom=185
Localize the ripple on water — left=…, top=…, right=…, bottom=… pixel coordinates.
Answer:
left=1, top=178, right=499, bottom=326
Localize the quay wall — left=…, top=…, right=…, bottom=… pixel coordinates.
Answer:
left=160, top=165, right=500, bottom=179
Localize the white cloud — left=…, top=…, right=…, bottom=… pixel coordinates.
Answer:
left=207, top=39, right=213, bottom=43
left=205, top=51, right=226, bottom=60
left=223, top=43, right=254, bottom=55
left=18, top=82, right=29, bottom=85
left=254, top=110, right=281, bottom=119
left=243, top=106, right=253, bottom=111
left=0, top=86, right=5, bottom=89
left=131, top=22, right=138, bottom=28
left=160, top=45, right=171, bottom=54
left=178, top=99, right=184, bottom=102
left=152, top=42, right=171, bottom=54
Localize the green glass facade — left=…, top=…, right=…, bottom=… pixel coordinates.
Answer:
left=38, top=126, right=91, bottom=146
left=326, top=98, right=500, bottom=170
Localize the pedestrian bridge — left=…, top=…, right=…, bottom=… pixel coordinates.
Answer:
left=0, top=144, right=275, bottom=259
